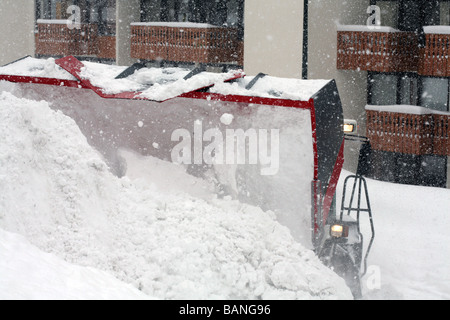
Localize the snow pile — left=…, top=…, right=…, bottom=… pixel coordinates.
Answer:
left=0, top=230, right=151, bottom=300
left=0, top=79, right=316, bottom=247
left=138, top=69, right=241, bottom=101
left=80, top=61, right=145, bottom=93
left=210, top=76, right=331, bottom=101
left=1, top=57, right=243, bottom=102
left=0, top=92, right=352, bottom=300
left=0, top=56, right=330, bottom=103
left=80, top=61, right=242, bottom=101
left=0, top=57, right=76, bottom=80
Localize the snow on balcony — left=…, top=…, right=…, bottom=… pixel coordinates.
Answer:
left=423, top=25, right=450, bottom=35
left=336, top=24, right=399, bottom=33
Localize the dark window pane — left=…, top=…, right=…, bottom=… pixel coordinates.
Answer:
left=400, top=75, right=418, bottom=105
left=399, top=0, right=422, bottom=32
left=421, top=155, right=447, bottom=188
left=369, top=74, right=398, bottom=105
left=423, top=0, right=441, bottom=26
left=421, top=77, right=449, bottom=112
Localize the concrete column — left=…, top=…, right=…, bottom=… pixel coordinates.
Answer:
left=0, top=0, right=35, bottom=66
left=244, top=0, right=304, bottom=78
left=116, top=0, right=140, bottom=66
left=308, top=0, right=369, bottom=173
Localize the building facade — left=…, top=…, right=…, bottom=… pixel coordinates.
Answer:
left=0, top=0, right=35, bottom=65
left=0, top=0, right=449, bottom=187
left=336, top=0, right=450, bottom=188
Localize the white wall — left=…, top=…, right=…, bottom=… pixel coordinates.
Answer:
left=308, top=0, right=369, bottom=129
left=0, top=0, right=35, bottom=66
left=244, top=0, right=304, bottom=78
left=308, top=0, right=369, bottom=173
left=244, top=0, right=370, bottom=172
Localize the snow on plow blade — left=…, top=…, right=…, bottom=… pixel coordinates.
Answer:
left=0, top=56, right=344, bottom=249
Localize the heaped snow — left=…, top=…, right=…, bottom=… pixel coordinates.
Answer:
left=210, top=76, right=331, bottom=101
left=79, top=60, right=243, bottom=101
left=0, top=91, right=352, bottom=300
left=0, top=57, right=244, bottom=102
left=0, top=57, right=330, bottom=103
left=1, top=58, right=449, bottom=300
left=0, top=75, right=316, bottom=248
left=0, top=57, right=76, bottom=80
left=0, top=229, right=151, bottom=300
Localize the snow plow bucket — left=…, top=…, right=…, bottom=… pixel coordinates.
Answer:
left=0, top=56, right=345, bottom=249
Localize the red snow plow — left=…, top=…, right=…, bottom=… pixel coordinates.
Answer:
left=0, top=56, right=374, bottom=298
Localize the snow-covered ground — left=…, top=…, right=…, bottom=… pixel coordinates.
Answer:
left=341, top=172, right=450, bottom=300
left=0, top=90, right=449, bottom=300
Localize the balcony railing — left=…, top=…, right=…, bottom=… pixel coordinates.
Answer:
left=337, top=26, right=418, bottom=73
left=433, top=113, right=450, bottom=156
left=418, top=28, right=450, bottom=77
left=130, top=22, right=243, bottom=65
left=35, top=20, right=116, bottom=60
left=337, top=25, right=450, bottom=77
left=366, top=106, right=449, bottom=156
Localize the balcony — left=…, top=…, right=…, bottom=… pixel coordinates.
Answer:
left=418, top=27, right=450, bottom=77
left=337, top=25, right=450, bottom=77
left=35, top=20, right=116, bottom=60
left=130, top=22, right=243, bottom=66
left=337, top=26, right=418, bottom=73
left=366, top=106, right=449, bottom=156
left=433, top=113, right=450, bottom=156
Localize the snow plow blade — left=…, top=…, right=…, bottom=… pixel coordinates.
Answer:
left=0, top=56, right=344, bottom=250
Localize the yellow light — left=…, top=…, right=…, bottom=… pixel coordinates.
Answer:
left=343, top=124, right=355, bottom=133
left=343, top=119, right=358, bottom=134
left=331, top=224, right=344, bottom=238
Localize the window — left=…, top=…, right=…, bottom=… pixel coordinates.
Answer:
left=35, top=0, right=116, bottom=35
left=421, top=155, right=448, bottom=188
left=399, top=74, right=418, bottom=105
left=36, top=0, right=52, bottom=19
left=440, top=1, right=450, bottom=25
left=398, top=0, right=422, bottom=32
left=375, top=0, right=450, bottom=30
left=368, top=73, right=397, bottom=105
left=141, top=0, right=244, bottom=26
left=420, top=77, right=450, bottom=112
left=368, top=72, right=420, bottom=106
left=369, top=73, right=450, bottom=112
left=140, top=0, right=244, bottom=38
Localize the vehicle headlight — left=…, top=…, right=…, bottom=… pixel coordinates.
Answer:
left=343, top=119, right=358, bottom=134
left=330, top=224, right=348, bottom=238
